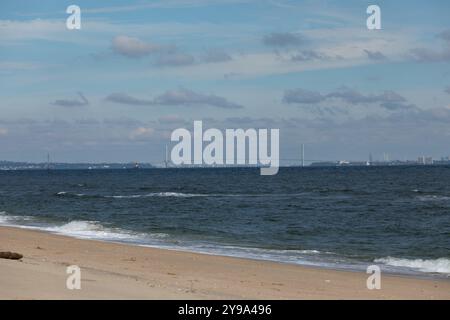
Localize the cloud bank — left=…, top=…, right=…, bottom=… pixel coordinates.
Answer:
left=51, top=92, right=89, bottom=107
left=263, top=32, right=305, bottom=47
left=283, top=87, right=416, bottom=111
left=106, top=88, right=243, bottom=109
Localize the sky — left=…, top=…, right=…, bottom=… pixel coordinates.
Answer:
left=1, top=0, right=450, bottom=164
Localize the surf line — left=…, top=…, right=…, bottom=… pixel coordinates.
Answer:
left=170, top=120, right=279, bottom=175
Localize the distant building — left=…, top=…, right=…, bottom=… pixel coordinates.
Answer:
left=418, top=156, right=433, bottom=165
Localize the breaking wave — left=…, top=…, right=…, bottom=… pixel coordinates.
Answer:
left=55, top=191, right=210, bottom=198
left=106, top=192, right=206, bottom=198
left=0, top=211, right=34, bottom=224
left=375, top=257, right=450, bottom=274
left=43, top=220, right=169, bottom=242
left=0, top=212, right=168, bottom=244
left=416, top=195, right=450, bottom=202
left=55, top=191, right=309, bottom=199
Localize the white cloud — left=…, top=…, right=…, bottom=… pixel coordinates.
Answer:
left=111, top=35, right=161, bottom=58
left=129, top=127, right=155, bottom=139
left=105, top=88, right=244, bottom=109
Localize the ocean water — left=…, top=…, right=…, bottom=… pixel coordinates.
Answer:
left=0, top=167, right=449, bottom=277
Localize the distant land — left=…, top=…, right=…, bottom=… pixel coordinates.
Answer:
left=0, top=161, right=154, bottom=170
left=310, top=156, right=450, bottom=167
left=310, top=160, right=450, bottom=167
left=2, top=157, right=450, bottom=170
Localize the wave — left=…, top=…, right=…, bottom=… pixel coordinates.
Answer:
left=0, top=211, right=34, bottom=224
left=56, top=191, right=87, bottom=197
left=44, top=220, right=169, bottom=243
left=106, top=192, right=206, bottom=199
left=416, top=195, right=450, bottom=202
left=55, top=191, right=211, bottom=199
left=0, top=211, right=7, bottom=220
left=46, top=220, right=133, bottom=240
left=0, top=211, right=11, bottom=224
left=0, top=211, right=168, bottom=244
left=55, top=191, right=309, bottom=199
left=375, top=257, right=450, bottom=274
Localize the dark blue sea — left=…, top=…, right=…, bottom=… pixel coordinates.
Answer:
left=1, top=167, right=449, bottom=277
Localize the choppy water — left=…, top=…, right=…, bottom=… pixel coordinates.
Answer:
left=0, top=167, right=449, bottom=277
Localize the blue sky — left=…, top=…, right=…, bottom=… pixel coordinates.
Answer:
left=1, top=0, right=450, bottom=164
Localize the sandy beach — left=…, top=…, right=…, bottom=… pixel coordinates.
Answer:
left=0, top=225, right=449, bottom=300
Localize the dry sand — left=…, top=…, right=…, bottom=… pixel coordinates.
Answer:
left=0, top=226, right=449, bottom=300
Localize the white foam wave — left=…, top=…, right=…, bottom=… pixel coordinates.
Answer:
left=153, top=192, right=203, bottom=197
left=107, top=195, right=144, bottom=199
left=106, top=192, right=203, bottom=199
left=375, top=257, right=450, bottom=274
left=417, top=195, right=450, bottom=202
left=56, top=191, right=206, bottom=199
left=44, top=220, right=168, bottom=242
left=0, top=211, right=8, bottom=223
left=0, top=212, right=169, bottom=244
left=0, top=211, right=34, bottom=224
left=56, top=191, right=309, bottom=199
left=56, top=191, right=85, bottom=197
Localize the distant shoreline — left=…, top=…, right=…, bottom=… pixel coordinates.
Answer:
left=2, top=163, right=450, bottom=171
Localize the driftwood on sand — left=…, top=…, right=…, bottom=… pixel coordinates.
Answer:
left=0, top=252, right=23, bottom=260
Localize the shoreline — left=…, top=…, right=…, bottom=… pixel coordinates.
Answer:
left=1, top=221, right=447, bottom=281
left=1, top=225, right=449, bottom=299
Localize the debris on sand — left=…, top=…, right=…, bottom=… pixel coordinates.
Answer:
left=0, top=252, right=23, bottom=260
